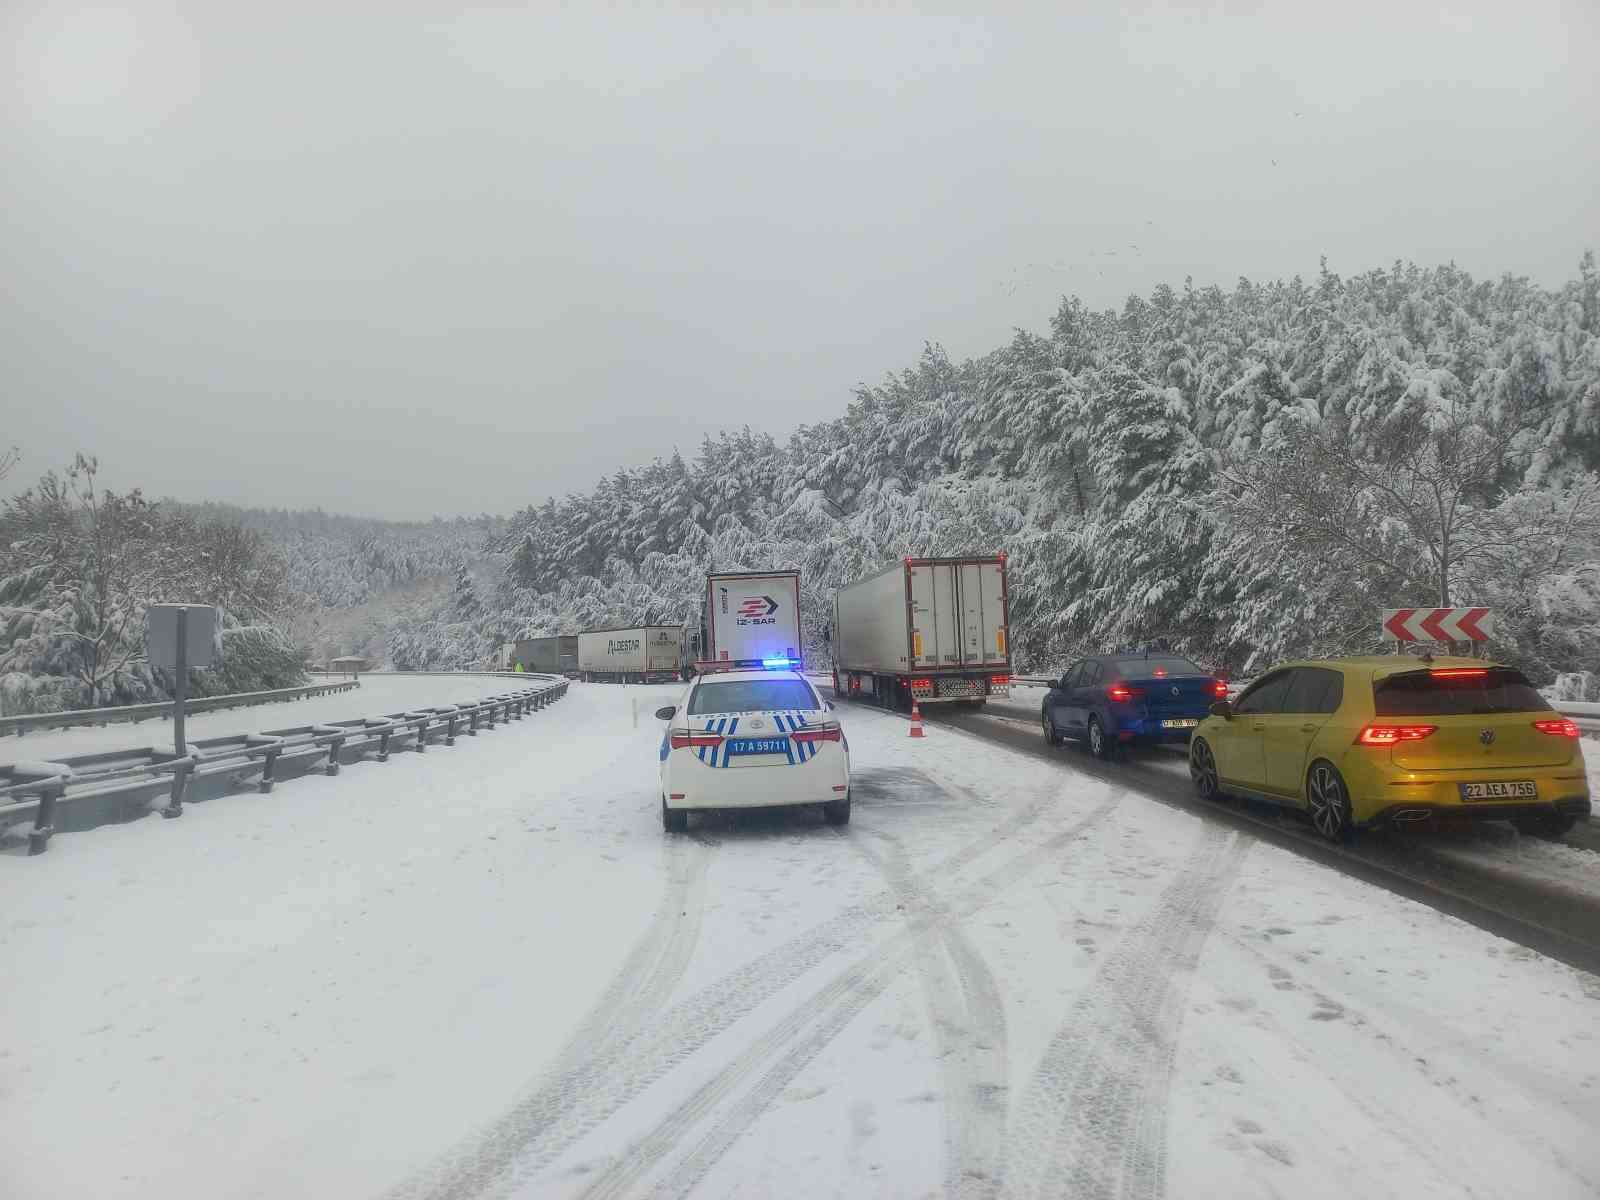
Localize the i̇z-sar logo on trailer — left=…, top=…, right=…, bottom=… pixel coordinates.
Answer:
left=607, top=638, right=641, bottom=655
left=736, top=596, right=779, bottom=626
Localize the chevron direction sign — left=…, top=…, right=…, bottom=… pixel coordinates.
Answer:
left=1381, top=607, right=1494, bottom=642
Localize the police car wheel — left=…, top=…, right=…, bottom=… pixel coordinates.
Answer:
left=823, top=794, right=851, bottom=826
left=662, top=797, right=688, bottom=834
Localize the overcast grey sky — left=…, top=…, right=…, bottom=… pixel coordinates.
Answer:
left=4, top=2, right=1596, bottom=519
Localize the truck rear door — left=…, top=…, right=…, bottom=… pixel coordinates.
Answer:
left=957, top=559, right=1008, bottom=666
left=909, top=564, right=960, bottom=669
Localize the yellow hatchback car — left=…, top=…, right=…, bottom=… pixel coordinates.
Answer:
left=1189, top=655, right=1591, bottom=840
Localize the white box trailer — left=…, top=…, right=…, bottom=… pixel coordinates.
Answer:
left=832, top=555, right=1011, bottom=709
left=702, top=570, right=804, bottom=668
left=577, top=625, right=685, bottom=683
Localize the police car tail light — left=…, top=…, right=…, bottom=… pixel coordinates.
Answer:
left=1355, top=724, right=1437, bottom=745
left=790, top=722, right=843, bottom=744
left=670, top=728, right=725, bottom=750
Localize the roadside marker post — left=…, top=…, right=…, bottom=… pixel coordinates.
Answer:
left=146, top=604, right=218, bottom=818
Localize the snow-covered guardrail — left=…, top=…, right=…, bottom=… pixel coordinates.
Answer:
left=0, top=677, right=569, bottom=856
left=0, top=680, right=362, bottom=739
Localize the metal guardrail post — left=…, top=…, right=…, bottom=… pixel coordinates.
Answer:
left=377, top=725, right=393, bottom=762
left=444, top=711, right=458, bottom=746
left=468, top=707, right=479, bottom=736
left=411, top=714, right=430, bottom=752
left=160, top=760, right=193, bottom=819
left=259, top=745, right=283, bottom=794
left=324, top=732, right=346, bottom=776
left=27, top=779, right=65, bottom=855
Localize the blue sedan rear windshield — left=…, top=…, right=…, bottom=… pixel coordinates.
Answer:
left=1113, top=657, right=1202, bottom=677
left=688, top=679, right=819, bottom=715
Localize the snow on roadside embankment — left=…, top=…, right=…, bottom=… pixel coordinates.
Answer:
left=0, top=681, right=673, bottom=1200
left=0, top=674, right=527, bottom=765
left=1, top=684, right=1597, bottom=1199
left=1586, top=735, right=1600, bottom=821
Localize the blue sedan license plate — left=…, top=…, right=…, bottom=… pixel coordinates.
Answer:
left=726, top=737, right=788, bottom=755
left=1160, top=718, right=1198, bottom=729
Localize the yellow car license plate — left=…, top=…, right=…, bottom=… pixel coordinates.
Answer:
left=1459, top=780, right=1536, bottom=801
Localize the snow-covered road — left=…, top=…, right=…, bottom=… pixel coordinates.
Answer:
left=2, top=682, right=1597, bottom=1199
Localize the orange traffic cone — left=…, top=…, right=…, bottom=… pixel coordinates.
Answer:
left=909, top=698, right=926, bottom=738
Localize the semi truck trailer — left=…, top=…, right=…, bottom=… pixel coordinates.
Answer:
left=831, top=555, right=1011, bottom=710
left=700, top=570, right=804, bottom=669
left=513, top=634, right=578, bottom=675
left=577, top=625, right=686, bottom=683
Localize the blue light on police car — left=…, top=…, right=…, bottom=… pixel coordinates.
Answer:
left=762, top=656, right=795, bottom=669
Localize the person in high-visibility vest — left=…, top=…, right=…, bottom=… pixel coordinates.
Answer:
left=513, top=661, right=524, bottom=672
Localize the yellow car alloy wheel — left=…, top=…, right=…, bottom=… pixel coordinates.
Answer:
left=1307, top=761, right=1352, bottom=841
left=1190, top=737, right=1221, bottom=800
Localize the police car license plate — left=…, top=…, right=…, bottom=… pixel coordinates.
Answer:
left=1459, top=780, right=1536, bottom=801
left=1160, top=718, right=1199, bottom=729
left=726, top=737, right=788, bottom=756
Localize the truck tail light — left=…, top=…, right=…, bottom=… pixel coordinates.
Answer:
left=1107, top=684, right=1145, bottom=703
left=791, top=722, right=843, bottom=744
left=670, top=729, right=725, bottom=750
left=990, top=674, right=1010, bottom=686
left=1532, top=719, right=1580, bottom=738
left=1355, top=724, right=1437, bottom=746
left=911, top=678, right=932, bottom=689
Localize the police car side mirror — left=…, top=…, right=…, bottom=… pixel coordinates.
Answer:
left=654, top=705, right=677, bottom=721
left=826, top=700, right=836, bottom=711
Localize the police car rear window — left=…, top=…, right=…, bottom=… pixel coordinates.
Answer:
left=1373, top=669, right=1547, bottom=716
left=688, top=680, right=820, bottom=715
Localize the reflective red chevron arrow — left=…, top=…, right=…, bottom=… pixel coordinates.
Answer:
left=1419, top=609, right=1452, bottom=641
left=1381, top=606, right=1494, bottom=642
left=1455, top=607, right=1491, bottom=640
left=1382, top=608, right=1415, bottom=639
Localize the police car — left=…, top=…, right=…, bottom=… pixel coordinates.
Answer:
left=655, top=664, right=850, bottom=832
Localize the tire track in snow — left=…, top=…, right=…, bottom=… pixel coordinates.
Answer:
left=400, top=778, right=1072, bottom=1198
left=1214, top=928, right=1600, bottom=1196
left=1003, top=826, right=1252, bottom=1200
left=587, top=792, right=1126, bottom=1200
left=389, top=836, right=710, bottom=1200
left=851, top=821, right=1009, bottom=1199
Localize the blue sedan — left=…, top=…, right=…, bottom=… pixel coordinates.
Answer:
left=1041, top=654, right=1227, bottom=759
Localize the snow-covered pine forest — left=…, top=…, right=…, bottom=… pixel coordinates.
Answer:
left=480, top=257, right=1600, bottom=688
left=4, top=256, right=1599, bottom=714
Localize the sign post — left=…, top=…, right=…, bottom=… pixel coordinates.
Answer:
left=173, top=607, right=189, bottom=756
left=146, top=605, right=218, bottom=818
